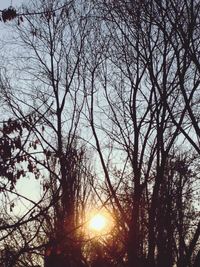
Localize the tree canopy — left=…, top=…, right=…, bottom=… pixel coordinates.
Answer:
left=0, top=1, right=199, bottom=267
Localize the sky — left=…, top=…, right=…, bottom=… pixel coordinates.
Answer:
left=0, top=0, right=25, bottom=10
left=0, top=0, right=42, bottom=216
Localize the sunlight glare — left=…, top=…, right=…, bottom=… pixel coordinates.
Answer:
left=89, top=214, right=107, bottom=232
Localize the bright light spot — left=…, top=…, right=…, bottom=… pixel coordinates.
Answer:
left=89, top=214, right=107, bottom=231
left=86, top=210, right=114, bottom=238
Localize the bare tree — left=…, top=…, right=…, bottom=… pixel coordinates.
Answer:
left=0, top=1, right=200, bottom=267
left=0, top=0, right=93, bottom=266
left=83, top=1, right=200, bottom=266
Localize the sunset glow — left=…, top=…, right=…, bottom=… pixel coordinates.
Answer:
left=89, top=214, right=107, bottom=231
left=87, top=211, right=114, bottom=236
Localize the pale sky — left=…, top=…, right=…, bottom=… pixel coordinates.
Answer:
left=0, top=0, right=25, bottom=10
left=0, top=0, right=42, bottom=215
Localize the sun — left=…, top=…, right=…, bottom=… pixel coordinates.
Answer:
left=86, top=210, right=114, bottom=237
left=89, top=214, right=107, bottom=232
